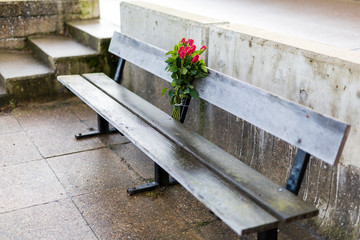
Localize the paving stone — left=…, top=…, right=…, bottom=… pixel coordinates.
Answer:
left=67, top=101, right=99, bottom=128
left=111, top=142, right=154, bottom=180
left=158, top=229, right=204, bottom=240
left=47, top=148, right=139, bottom=196
left=0, top=160, right=66, bottom=213
left=0, top=199, right=96, bottom=240
left=73, top=188, right=188, bottom=239
left=160, top=185, right=217, bottom=225
left=0, top=131, right=42, bottom=167
left=12, top=102, right=86, bottom=130
left=24, top=122, right=102, bottom=158
left=197, top=219, right=241, bottom=240
left=67, top=102, right=129, bottom=146
left=13, top=102, right=127, bottom=157
left=0, top=114, right=22, bottom=135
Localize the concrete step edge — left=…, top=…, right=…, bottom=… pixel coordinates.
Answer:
left=28, top=37, right=55, bottom=69
left=28, top=35, right=108, bottom=75
left=66, top=19, right=120, bottom=53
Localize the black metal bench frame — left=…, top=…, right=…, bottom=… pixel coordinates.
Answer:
left=58, top=32, right=350, bottom=239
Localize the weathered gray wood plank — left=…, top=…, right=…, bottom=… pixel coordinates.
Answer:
left=57, top=74, right=279, bottom=235
left=108, top=31, right=350, bottom=166
left=83, top=73, right=318, bottom=222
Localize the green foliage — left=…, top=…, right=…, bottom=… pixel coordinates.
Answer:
left=162, top=38, right=209, bottom=121
left=9, top=99, right=16, bottom=109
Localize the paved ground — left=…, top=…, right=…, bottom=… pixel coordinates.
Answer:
left=0, top=96, right=320, bottom=239
left=0, top=97, right=238, bottom=239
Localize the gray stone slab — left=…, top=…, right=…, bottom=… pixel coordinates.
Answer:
left=0, top=51, right=53, bottom=80
left=73, top=188, right=188, bottom=239
left=0, top=114, right=22, bottom=135
left=68, top=102, right=130, bottom=146
left=29, top=36, right=98, bottom=59
left=67, top=19, right=119, bottom=40
left=111, top=142, right=154, bottom=180
left=158, top=229, right=204, bottom=240
left=0, top=199, right=97, bottom=240
left=0, top=131, right=42, bottom=167
left=0, top=160, right=66, bottom=213
left=13, top=102, right=127, bottom=158
left=197, top=220, right=242, bottom=240
left=24, top=122, right=103, bottom=158
left=47, top=148, right=139, bottom=196
left=160, top=185, right=217, bottom=225
left=67, top=101, right=99, bottom=127
left=12, top=103, right=84, bottom=130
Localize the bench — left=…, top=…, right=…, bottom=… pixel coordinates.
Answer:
left=57, top=31, right=350, bottom=239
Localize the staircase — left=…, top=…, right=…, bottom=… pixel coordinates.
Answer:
left=0, top=19, right=119, bottom=106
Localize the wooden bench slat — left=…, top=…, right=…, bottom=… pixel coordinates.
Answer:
left=58, top=74, right=279, bottom=235
left=83, top=72, right=319, bottom=222
left=109, top=31, right=350, bottom=166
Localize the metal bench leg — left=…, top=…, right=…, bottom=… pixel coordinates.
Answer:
left=75, top=114, right=120, bottom=139
left=258, top=228, right=278, bottom=240
left=127, top=96, right=187, bottom=196
left=127, top=163, right=178, bottom=195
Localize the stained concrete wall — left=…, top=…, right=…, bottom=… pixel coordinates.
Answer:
left=207, top=24, right=360, bottom=240
left=0, top=0, right=99, bottom=50
left=120, top=1, right=360, bottom=239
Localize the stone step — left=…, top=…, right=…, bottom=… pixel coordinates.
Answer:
left=28, top=35, right=104, bottom=75
left=0, top=84, right=9, bottom=107
left=66, top=19, right=120, bottom=53
left=0, top=51, right=56, bottom=101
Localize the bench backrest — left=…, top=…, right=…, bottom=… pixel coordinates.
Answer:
left=109, top=31, right=350, bottom=166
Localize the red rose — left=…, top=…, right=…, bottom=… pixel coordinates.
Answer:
left=192, top=54, right=199, bottom=63
left=180, top=38, right=186, bottom=44
left=200, top=45, right=207, bottom=51
left=189, top=45, right=196, bottom=54
left=188, top=39, right=194, bottom=46
left=178, top=47, right=186, bottom=59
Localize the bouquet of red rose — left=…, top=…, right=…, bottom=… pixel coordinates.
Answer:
left=162, top=38, right=208, bottom=121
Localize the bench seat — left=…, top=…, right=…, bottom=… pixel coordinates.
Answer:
left=58, top=73, right=318, bottom=235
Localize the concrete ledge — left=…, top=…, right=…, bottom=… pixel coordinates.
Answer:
left=120, top=1, right=228, bottom=51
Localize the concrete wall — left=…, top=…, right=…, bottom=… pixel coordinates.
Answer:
left=0, top=0, right=99, bottom=50
left=120, top=1, right=360, bottom=239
